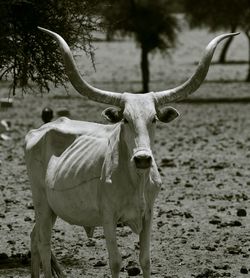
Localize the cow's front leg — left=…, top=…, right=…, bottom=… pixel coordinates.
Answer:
left=103, top=218, right=122, bottom=278
left=139, top=211, right=153, bottom=278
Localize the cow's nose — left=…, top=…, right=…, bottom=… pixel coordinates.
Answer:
left=134, top=155, right=152, bottom=169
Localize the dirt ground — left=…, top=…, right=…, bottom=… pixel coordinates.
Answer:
left=1, top=25, right=250, bottom=277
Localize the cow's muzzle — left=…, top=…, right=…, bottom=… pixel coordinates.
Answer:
left=132, top=148, right=152, bottom=169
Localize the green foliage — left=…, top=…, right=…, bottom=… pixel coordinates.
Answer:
left=0, top=0, right=99, bottom=95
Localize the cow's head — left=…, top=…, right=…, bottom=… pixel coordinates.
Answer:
left=102, top=93, right=179, bottom=169
left=38, top=27, right=239, bottom=170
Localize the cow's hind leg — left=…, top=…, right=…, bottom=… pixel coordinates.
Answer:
left=32, top=192, right=64, bottom=278
left=31, top=223, right=65, bottom=278
left=51, top=252, right=66, bottom=278
left=35, top=202, right=55, bottom=278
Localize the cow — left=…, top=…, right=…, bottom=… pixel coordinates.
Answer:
left=25, top=28, right=239, bottom=278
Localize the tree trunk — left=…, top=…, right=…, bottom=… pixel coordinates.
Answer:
left=106, top=27, right=113, bottom=42
left=218, top=25, right=237, bottom=64
left=246, top=31, right=250, bottom=82
left=140, top=46, right=150, bottom=93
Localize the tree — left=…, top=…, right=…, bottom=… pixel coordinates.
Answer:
left=0, top=0, right=100, bottom=95
left=102, top=0, right=179, bottom=93
left=244, top=11, right=250, bottom=81
left=184, top=0, right=250, bottom=81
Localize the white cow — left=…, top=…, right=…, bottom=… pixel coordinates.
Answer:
left=25, top=28, right=239, bottom=278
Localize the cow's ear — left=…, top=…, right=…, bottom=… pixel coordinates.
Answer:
left=102, top=107, right=123, bottom=123
left=157, top=107, right=179, bottom=123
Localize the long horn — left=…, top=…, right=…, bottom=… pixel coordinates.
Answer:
left=38, top=27, right=123, bottom=107
left=154, top=32, right=240, bottom=106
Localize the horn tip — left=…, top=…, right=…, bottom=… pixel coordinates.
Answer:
left=38, top=26, right=45, bottom=31
left=38, top=27, right=53, bottom=36
left=230, top=32, right=240, bottom=37
left=221, top=32, right=240, bottom=41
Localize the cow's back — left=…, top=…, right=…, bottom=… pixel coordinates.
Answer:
left=25, top=117, right=116, bottom=187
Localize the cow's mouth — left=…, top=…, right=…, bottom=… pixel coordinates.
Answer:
left=132, top=148, right=152, bottom=169
left=134, top=156, right=152, bottom=169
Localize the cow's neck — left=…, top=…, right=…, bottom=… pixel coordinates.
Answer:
left=119, top=135, right=150, bottom=202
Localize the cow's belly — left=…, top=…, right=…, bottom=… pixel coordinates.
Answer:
left=46, top=179, right=102, bottom=226
left=44, top=135, right=106, bottom=226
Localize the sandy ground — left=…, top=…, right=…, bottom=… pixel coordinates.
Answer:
left=1, top=24, right=250, bottom=277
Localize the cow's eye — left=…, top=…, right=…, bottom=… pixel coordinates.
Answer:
left=124, top=118, right=129, bottom=124
left=152, top=117, right=157, bottom=123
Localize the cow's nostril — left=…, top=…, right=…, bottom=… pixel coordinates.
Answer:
left=134, top=155, right=152, bottom=169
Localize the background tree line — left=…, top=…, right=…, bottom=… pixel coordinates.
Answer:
left=0, top=0, right=249, bottom=95
left=184, top=0, right=250, bottom=81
